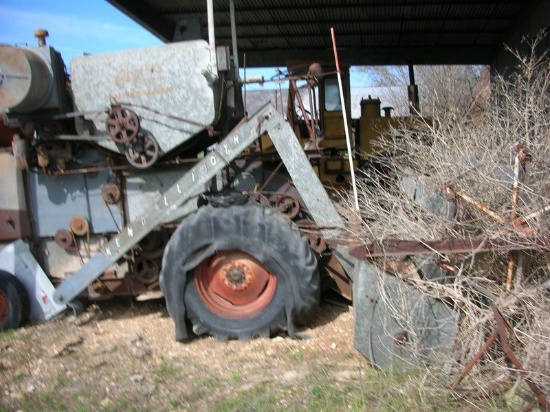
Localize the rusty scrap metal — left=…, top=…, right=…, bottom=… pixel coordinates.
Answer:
left=446, top=185, right=509, bottom=227
left=69, top=215, right=89, bottom=237
left=452, top=306, right=548, bottom=411
left=101, top=183, right=121, bottom=204
left=105, top=105, right=140, bottom=143
left=349, top=237, right=550, bottom=260
left=296, top=218, right=327, bottom=254
left=290, top=79, right=316, bottom=144
left=274, top=194, right=301, bottom=219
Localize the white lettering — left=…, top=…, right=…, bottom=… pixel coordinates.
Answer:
left=105, top=247, right=112, bottom=257
left=223, top=144, right=231, bottom=155
left=141, top=216, right=146, bottom=226
left=233, top=135, right=239, bottom=145
left=176, top=183, right=182, bottom=194
left=127, top=227, right=134, bottom=237
left=210, top=155, right=217, bottom=166
left=191, top=172, right=195, bottom=182
left=115, top=238, right=121, bottom=248
left=164, top=196, right=169, bottom=206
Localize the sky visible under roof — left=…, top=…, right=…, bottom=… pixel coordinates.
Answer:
left=0, top=0, right=371, bottom=91
left=0, top=0, right=162, bottom=66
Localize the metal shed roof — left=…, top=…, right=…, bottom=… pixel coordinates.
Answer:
left=106, top=0, right=542, bottom=66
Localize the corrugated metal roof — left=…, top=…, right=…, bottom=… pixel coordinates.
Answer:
left=106, top=0, right=540, bottom=66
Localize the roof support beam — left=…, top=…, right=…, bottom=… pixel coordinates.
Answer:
left=106, top=0, right=175, bottom=42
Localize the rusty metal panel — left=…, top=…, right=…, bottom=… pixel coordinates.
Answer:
left=71, top=40, right=217, bottom=156
left=0, top=153, right=30, bottom=241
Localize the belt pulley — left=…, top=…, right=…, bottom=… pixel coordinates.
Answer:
left=105, top=104, right=159, bottom=168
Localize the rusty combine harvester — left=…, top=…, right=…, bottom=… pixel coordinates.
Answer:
left=0, top=4, right=457, bottom=369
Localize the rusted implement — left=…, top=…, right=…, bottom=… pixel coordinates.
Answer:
left=452, top=305, right=548, bottom=411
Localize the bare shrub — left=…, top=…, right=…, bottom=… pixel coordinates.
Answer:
left=346, top=32, right=550, bottom=407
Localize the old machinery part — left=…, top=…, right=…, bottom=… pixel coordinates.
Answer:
left=54, top=104, right=278, bottom=307
left=0, top=45, right=53, bottom=113
left=54, top=229, right=74, bottom=250
left=34, top=29, right=48, bottom=46
left=11, top=134, right=28, bottom=170
left=125, top=131, right=159, bottom=169
left=0, top=270, right=30, bottom=330
left=138, top=231, right=167, bottom=259
left=105, top=105, right=140, bottom=144
left=71, top=40, right=217, bottom=156
left=274, top=194, right=300, bottom=219
left=296, top=219, right=327, bottom=254
left=193, top=251, right=277, bottom=319
left=207, top=191, right=249, bottom=207
left=133, top=257, right=160, bottom=285
left=160, top=203, right=320, bottom=341
left=101, top=183, right=121, bottom=204
left=70, top=215, right=89, bottom=237
left=252, top=192, right=270, bottom=206
left=35, top=141, right=72, bottom=170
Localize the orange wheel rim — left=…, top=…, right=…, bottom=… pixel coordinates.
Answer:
left=0, top=291, right=9, bottom=325
left=194, top=251, right=277, bottom=319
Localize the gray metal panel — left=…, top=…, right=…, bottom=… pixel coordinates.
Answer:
left=124, top=167, right=193, bottom=221
left=353, top=260, right=457, bottom=370
left=0, top=240, right=66, bottom=321
left=86, top=170, right=123, bottom=233
left=27, top=151, right=121, bottom=237
left=28, top=170, right=88, bottom=237
left=71, top=40, right=217, bottom=155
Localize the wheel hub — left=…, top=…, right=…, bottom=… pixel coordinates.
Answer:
left=194, top=251, right=277, bottom=319
left=223, top=264, right=252, bottom=290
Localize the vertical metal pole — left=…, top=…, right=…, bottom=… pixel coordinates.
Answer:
left=207, top=0, right=218, bottom=74
left=506, top=146, right=522, bottom=291
left=331, top=28, right=359, bottom=211
left=229, top=0, right=239, bottom=73
left=408, top=63, right=419, bottom=114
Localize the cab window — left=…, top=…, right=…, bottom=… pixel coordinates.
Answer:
left=324, top=77, right=342, bottom=111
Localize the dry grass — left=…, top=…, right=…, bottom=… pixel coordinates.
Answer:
left=343, top=32, right=550, bottom=408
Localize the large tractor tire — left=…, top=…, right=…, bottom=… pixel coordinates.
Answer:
left=0, top=271, right=29, bottom=330
left=160, top=202, right=320, bottom=341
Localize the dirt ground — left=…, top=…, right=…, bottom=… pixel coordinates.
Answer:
left=0, top=294, right=374, bottom=411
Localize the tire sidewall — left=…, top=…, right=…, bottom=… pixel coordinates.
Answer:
left=184, top=240, right=289, bottom=337
left=162, top=202, right=320, bottom=339
left=0, top=271, right=28, bottom=330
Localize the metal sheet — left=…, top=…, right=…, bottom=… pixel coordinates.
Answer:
left=353, top=260, right=457, bottom=370
left=71, top=40, right=217, bottom=155
left=125, top=167, right=193, bottom=221
left=27, top=150, right=122, bottom=237
left=0, top=240, right=66, bottom=321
